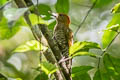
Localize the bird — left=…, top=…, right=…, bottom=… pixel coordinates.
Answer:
left=51, top=12, right=73, bottom=73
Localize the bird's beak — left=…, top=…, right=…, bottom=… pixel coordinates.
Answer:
left=48, top=11, right=58, bottom=18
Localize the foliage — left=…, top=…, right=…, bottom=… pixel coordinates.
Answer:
left=39, top=61, right=58, bottom=75
left=29, top=14, right=50, bottom=25
left=102, top=13, right=120, bottom=49
left=72, top=66, right=93, bottom=77
left=13, top=40, right=47, bottom=53
left=69, top=41, right=100, bottom=58
left=0, top=0, right=120, bottom=80
left=0, top=0, right=7, bottom=6
left=0, top=8, right=27, bottom=40
left=112, top=3, right=120, bottom=14
left=0, top=73, right=7, bottom=80
left=0, top=17, right=23, bottom=40
left=72, top=66, right=92, bottom=80
left=34, top=72, right=48, bottom=80
left=93, top=69, right=110, bottom=80
left=55, top=0, right=69, bottom=14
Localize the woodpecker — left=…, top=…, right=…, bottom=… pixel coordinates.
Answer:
left=51, top=12, right=73, bottom=71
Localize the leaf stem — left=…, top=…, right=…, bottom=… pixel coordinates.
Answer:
left=97, top=32, right=120, bottom=69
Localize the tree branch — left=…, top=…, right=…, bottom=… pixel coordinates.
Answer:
left=38, top=24, right=72, bottom=80
left=32, top=24, right=66, bottom=80
left=74, top=0, right=98, bottom=37
left=13, top=0, right=67, bottom=80
left=43, top=49, right=66, bottom=80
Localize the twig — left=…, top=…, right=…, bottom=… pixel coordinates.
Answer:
left=59, top=57, right=72, bottom=64
left=74, top=0, right=98, bottom=37
left=97, top=32, right=120, bottom=69
left=73, top=3, right=91, bottom=7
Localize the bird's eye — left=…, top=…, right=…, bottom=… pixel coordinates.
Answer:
left=59, top=14, right=62, bottom=16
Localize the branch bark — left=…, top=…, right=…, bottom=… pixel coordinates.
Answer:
left=32, top=25, right=66, bottom=80
left=38, top=24, right=72, bottom=80
left=43, top=49, right=66, bottom=80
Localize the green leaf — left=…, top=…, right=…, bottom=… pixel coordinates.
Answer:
left=29, top=14, right=49, bottom=25
left=48, top=20, right=56, bottom=30
left=37, top=4, right=52, bottom=20
left=0, top=63, right=23, bottom=79
left=55, top=0, right=69, bottom=14
left=3, top=8, right=28, bottom=22
left=103, top=54, right=120, bottom=80
left=112, top=3, right=120, bottom=14
left=0, top=73, right=7, bottom=80
left=93, top=69, right=110, bottom=80
left=72, top=73, right=91, bottom=80
left=69, top=41, right=100, bottom=56
left=72, top=66, right=93, bottom=77
left=34, top=72, right=48, bottom=80
left=104, top=24, right=120, bottom=32
left=71, top=52, right=98, bottom=58
left=0, top=17, right=24, bottom=40
left=15, top=78, right=22, bottom=80
left=102, top=14, right=120, bottom=49
left=0, top=0, right=7, bottom=6
left=14, top=40, right=47, bottom=52
left=40, top=61, right=58, bottom=75
left=0, top=10, right=3, bottom=21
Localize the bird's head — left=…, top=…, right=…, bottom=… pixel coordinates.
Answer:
left=50, top=12, right=70, bottom=26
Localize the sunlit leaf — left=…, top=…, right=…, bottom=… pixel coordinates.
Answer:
left=14, top=40, right=47, bottom=52
left=93, top=69, right=110, bottom=80
left=16, top=78, right=22, bottom=80
left=7, top=78, right=22, bottom=80
left=104, top=24, right=120, bottom=32
left=29, top=14, right=49, bottom=25
left=0, top=0, right=7, bottom=6
left=0, top=17, right=25, bottom=40
left=3, top=8, right=28, bottom=22
left=72, top=66, right=93, bottom=77
left=39, top=61, right=58, bottom=75
left=112, top=3, right=120, bottom=14
left=55, top=0, right=69, bottom=14
left=103, top=54, right=120, bottom=80
left=102, top=14, right=120, bottom=49
left=69, top=41, right=100, bottom=56
left=71, top=52, right=98, bottom=58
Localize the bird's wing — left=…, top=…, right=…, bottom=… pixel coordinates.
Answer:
left=65, top=28, right=73, bottom=47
